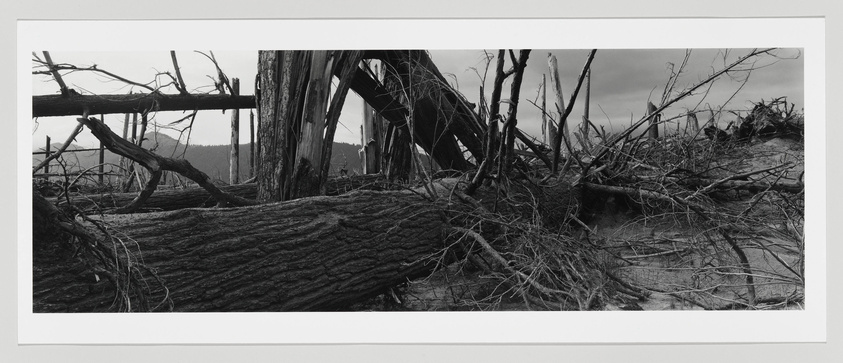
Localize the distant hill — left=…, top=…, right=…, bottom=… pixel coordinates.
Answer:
left=33, top=131, right=364, bottom=185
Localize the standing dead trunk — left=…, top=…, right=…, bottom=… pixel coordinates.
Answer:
left=502, top=50, right=531, bottom=171
left=647, top=101, right=660, bottom=140
left=582, top=68, right=591, bottom=141
left=361, top=100, right=381, bottom=174
left=548, top=54, right=569, bottom=155
left=257, top=50, right=362, bottom=200
left=43, top=136, right=51, bottom=175
left=255, top=51, right=309, bottom=202
left=249, top=110, right=255, bottom=179
left=688, top=112, right=700, bottom=134
left=382, top=123, right=412, bottom=181
left=290, top=51, right=333, bottom=199
left=230, top=78, right=241, bottom=185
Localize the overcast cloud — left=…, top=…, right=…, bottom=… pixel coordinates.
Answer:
left=31, top=48, right=803, bottom=149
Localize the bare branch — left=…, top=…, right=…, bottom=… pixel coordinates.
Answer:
left=551, top=50, right=597, bottom=173
left=195, top=50, right=233, bottom=95
left=588, top=48, right=777, bottom=172
left=41, top=51, right=70, bottom=96
left=76, top=116, right=259, bottom=208
left=32, top=121, right=85, bottom=174
left=170, top=51, right=190, bottom=95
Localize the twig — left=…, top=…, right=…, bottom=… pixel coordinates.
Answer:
left=195, top=51, right=233, bottom=95
left=583, top=181, right=758, bottom=306
left=452, top=227, right=579, bottom=302
left=588, top=48, right=776, bottom=172
left=33, top=60, right=160, bottom=94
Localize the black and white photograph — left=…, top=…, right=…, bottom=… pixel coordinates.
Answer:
left=15, top=16, right=829, bottom=350
left=30, top=46, right=805, bottom=313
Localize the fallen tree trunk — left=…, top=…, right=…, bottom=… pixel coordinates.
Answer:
left=58, top=183, right=259, bottom=212
left=56, top=175, right=392, bottom=212
left=34, top=189, right=450, bottom=312
left=33, top=93, right=256, bottom=118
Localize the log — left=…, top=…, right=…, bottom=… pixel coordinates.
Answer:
left=55, top=175, right=393, bottom=212
left=33, top=189, right=450, bottom=312
left=58, top=184, right=259, bottom=212
left=33, top=93, right=256, bottom=118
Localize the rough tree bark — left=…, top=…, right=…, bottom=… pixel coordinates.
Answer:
left=361, top=100, right=381, bottom=174
left=53, top=175, right=394, bottom=212
left=255, top=51, right=309, bottom=202
left=33, top=190, right=451, bottom=312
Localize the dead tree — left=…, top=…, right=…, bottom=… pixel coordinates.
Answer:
left=255, top=50, right=364, bottom=202
left=376, top=50, right=484, bottom=170
left=646, top=101, right=660, bottom=139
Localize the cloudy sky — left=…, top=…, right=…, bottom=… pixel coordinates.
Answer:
left=30, top=48, right=803, bottom=149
